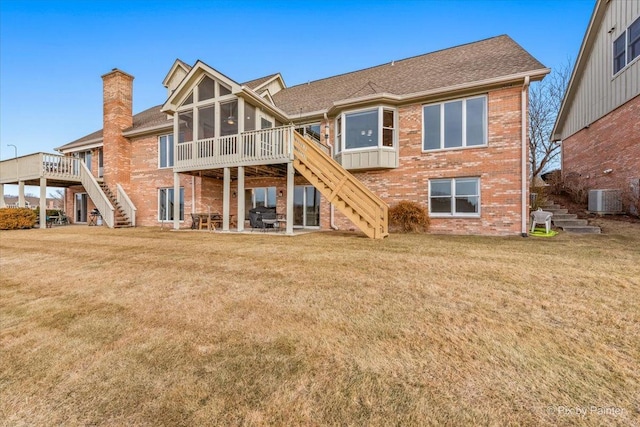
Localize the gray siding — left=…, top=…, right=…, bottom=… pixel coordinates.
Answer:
left=561, top=0, right=640, bottom=140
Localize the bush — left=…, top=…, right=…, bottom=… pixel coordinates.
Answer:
left=530, top=186, right=549, bottom=210
left=389, top=200, right=430, bottom=233
left=0, top=208, right=37, bottom=230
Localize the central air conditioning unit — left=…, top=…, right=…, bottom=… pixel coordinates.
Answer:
left=588, top=189, right=622, bottom=214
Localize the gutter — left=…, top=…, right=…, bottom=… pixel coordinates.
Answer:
left=521, top=75, right=530, bottom=237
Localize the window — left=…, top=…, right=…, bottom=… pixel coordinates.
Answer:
left=80, top=150, right=92, bottom=172
left=198, top=105, right=215, bottom=139
left=178, top=110, right=193, bottom=143
left=614, top=33, right=627, bottom=74
left=244, top=103, right=256, bottom=131
left=628, top=17, right=640, bottom=63
left=337, top=107, right=396, bottom=151
left=159, top=134, right=174, bottom=168
left=252, top=187, right=276, bottom=208
left=423, top=96, right=487, bottom=151
left=295, top=123, right=322, bottom=142
left=176, top=75, right=237, bottom=144
left=429, top=178, right=480, bottom=216
left=613, top=16, right=640, bottom=75
left=244, top=187, right=277, bottom=219
left=158, top=187, right=184, bottom=221
left=198, top=76, right=215, bottom=101
left=220, top=100, right=238, bottom=136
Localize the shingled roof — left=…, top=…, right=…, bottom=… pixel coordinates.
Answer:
left=58, top=35, right=546, bottom=151
left=56, top=105, right=172, bottom=151
left=271, top=35, right=547, bottom=115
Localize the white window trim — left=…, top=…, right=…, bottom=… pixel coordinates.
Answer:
left=421, top=95, right=488, bottom=152
left=158, top=134, right=174, bottom=169
left=158, top=187, right=185, bottom=222
left=612, top=15, right=640, bottom=77
left=335, top=106, right=397, bottom=153
left=428, top=177, right=481, bottom=218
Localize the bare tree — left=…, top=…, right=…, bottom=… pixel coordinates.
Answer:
left=528, top=61, right=571, bottom=179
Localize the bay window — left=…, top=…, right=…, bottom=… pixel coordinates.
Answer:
left=423, top=95, right=487, bottom=151
left=336, top=107, right=396, bottom=152
left=429, top=177, right=480, bottom=216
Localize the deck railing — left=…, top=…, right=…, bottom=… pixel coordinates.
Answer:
left=174, top=126, right=294, bottom=171
left=0, top=153, right=82, bottom=184
left=116, top=183, right=137, bottom=226
left=78, top=161, right=115, bottom=228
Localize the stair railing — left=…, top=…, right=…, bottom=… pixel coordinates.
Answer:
left=116, top=183, right=136, bottom=226
left=293, top=131, right=388, bottom=239
left=79, top=161, right=115, bottom=227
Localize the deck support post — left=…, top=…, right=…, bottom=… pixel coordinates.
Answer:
left=286, top=161, right=294, bottom=235
left=39, top=177, right=47, bottom=229
left=223, top=167, right=230, bottom=231
left=18, top=181, right=25, bottom=208
left=237, top=166, right=245, bottom=232
left=173, top=172, right=180, bottom=230
left=0, top=184, right=5, bottom=208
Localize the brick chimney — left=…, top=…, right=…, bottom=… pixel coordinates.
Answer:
left=101, top=68, right=134, bottom=186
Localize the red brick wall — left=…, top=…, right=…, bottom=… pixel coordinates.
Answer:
left=562, top=94, right=640, bottom=211
left=324, top=86, right=527, bottom=235
left=102, top=70, right=133, bottom=192
left=128, top=133, right=197, bottom=227
left=89, top=84, right=527, bottom=235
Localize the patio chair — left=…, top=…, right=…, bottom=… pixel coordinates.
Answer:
left=190, top=213, right=200, bottom=230
left=58, top=212, right=69, bottom=225
left=530, top=208, right=553, bottom=234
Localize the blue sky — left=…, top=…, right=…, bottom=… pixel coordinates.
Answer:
left=1, top=0, right=594, bottom=165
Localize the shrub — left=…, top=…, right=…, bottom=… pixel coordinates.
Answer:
left=530, top=186, right=549, bottom=210
left=0, top=208, right=37, bottom=230
left=389, top=200, right=430, bottom=233
left=563, top=172, right=588, bottom=205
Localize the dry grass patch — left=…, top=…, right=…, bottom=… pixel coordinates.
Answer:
left=1, top=224, right=639, bottom=426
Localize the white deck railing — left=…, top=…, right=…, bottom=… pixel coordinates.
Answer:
left=0, top=153, right=82, bottom=184
left=116, top=183, right=136, bottom=226
left=174, top=126, right=294, bottom=171
left=78, top=161, right=115, bottom=228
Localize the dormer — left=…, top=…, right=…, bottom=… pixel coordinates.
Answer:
left=162, top=59, right=192, bottom=97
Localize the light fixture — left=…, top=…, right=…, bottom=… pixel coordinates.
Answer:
left=232, top=190, right=237, bottom=198
left=278, top=190, right=283, bottom=197
left=227, top=103, right=236, bottom=125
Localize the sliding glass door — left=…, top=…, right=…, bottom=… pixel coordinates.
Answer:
left=294, top=186, right=320, bottom=227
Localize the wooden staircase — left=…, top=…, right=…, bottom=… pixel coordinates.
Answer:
left=292, top=132, right=388, bottom=239
left=98, top=183, right=133, bottom=228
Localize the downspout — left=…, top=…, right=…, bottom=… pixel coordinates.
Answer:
left=324, top=112, right=339, bottom=230
left=521, top=76, right=530, bottom=237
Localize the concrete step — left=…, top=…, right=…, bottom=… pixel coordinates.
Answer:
left=553, top=219, right=589, bottom=227
left=560, top=225, right=601, bottom=234
left=551, top=213, right=578, bottom=220
left=545, top=208, right=569, bottom=214
left=541, top=204, right=562, bottom=210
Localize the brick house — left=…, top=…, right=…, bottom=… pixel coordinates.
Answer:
left=1, top=35, right=549, bottom=236
left=552, top=0, right=640, bottom=213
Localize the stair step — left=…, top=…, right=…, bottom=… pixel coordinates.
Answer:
left=544, top=208, right=568, bottom=214
left=551, top=213, right=578, bottom=220
left=553, top=219, right=589, bottom=227
left=561, top=225, right=602, bottom=234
